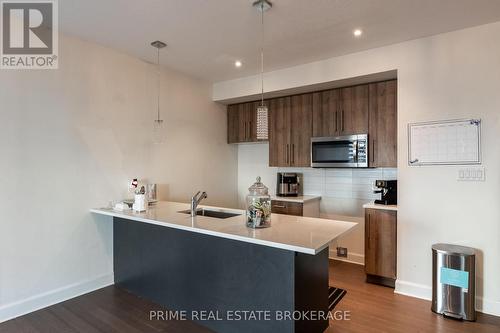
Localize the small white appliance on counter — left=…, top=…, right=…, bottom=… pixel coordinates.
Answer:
left=133, top=194, right=147, bottom=212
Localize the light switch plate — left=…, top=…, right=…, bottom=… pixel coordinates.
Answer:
left=457, top=167, right=485, bottom=182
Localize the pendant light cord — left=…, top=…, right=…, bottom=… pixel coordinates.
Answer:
left=260, top=2, right=265, bottom=108
left=157, top=47, right=161, bottom=122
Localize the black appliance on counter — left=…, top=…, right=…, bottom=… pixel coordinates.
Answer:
left=276, top=173, right=301, bottom=197
left=373, top=180, right=397, bottom=205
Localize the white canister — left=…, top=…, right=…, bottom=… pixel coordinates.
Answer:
left=133, top=194, right=147, bottom=212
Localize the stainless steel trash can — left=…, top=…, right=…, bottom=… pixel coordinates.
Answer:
left=432, top=244, right=476, bottom=321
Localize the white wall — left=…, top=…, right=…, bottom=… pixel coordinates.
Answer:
left=217, top=22, right=500, bottom=315
left=0, top=34, right=238, bottom=322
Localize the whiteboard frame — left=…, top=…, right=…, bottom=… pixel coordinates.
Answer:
left=408, top=118, right=481, bottom=166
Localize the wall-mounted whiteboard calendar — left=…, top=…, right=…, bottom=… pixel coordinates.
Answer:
left=408, top=119, right=481, bottom=166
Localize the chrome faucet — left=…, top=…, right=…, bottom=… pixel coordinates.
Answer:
left=191, top=191, right=207, bottom=217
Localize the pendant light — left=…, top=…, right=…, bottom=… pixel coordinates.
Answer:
left=151, top=40, right=167, bottom=144
left=253, top=0, right=272, bottom=140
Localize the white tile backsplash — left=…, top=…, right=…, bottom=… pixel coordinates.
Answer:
left=382, top=168, right=398, bottom=179
left=276, top=167, right=397, bottom=200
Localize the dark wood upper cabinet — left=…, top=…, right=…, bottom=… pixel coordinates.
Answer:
left=269, top=94, right=312, bottom=167
left=312, top=85, right=368, bottom=137
left=227, top=104, right=240, bottom=144
left=341, top=85, right=369, bottom=135
left=313, top=90, right=339, bottom=137
left=226, top=101, right=262, bottom=144
left=227, top=79, right=396, bottom=168
left=269, top=97, right=291, bottom=167
left=369, top=80, right=397, bottom=167
left=290, top=94, right=313, bottom=167
left=365, top=208, right=397, bottom=284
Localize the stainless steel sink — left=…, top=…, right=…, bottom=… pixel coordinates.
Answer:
left=178, top=208, right=241, bottom=219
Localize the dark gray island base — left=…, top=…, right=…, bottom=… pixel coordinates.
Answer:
left=113, top=217, right=330, bottom=333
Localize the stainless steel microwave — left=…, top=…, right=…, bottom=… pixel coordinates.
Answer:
left=311, top=134, right=368, bottom=168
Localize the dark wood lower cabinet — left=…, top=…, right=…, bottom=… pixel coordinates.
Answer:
left=271, top=199, right=321, bottom=217
left=364, top=208, right=397, bottom=287
left=271, top=200, right=303, bottom=216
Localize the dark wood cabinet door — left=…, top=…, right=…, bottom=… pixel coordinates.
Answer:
left=369, top=80, right=397, bottom=167
left=227, top=102, right=261, bottom=143
left=237, top=103, right=248, bottom=142
left=340, top=85, right=369, bottom=135
left=290, top=94, right=313, bottom=167
left=247, top=101, right=259, bottom=142
left=227, top=103, right=250, bottom=143
left=271, top=200, right=303, bottom=216
left=365, top=208, right=397, bottom=279
left=313, top=89, right=340, bottom=137
left=269, top=97, right=291, bottom=167
left=227, top=104, right=240, bottom=144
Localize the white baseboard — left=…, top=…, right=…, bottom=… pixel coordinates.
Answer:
left=395, top=280, right=500, bottom=317
left=395, top=280, right=432, bottom=300
left=329, top=250, right=365, bottom=265
left=0, top=273, right=114, bottom=323
left=477, top=297, right=500, bottom=316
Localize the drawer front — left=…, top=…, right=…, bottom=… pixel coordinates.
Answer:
left=271, top=200, right=303, bottom=216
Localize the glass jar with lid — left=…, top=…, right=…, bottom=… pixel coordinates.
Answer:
left=246, top=176, right=271, bottom=228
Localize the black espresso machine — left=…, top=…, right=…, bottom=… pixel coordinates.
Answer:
left=276, top=173, right=301, bottom=197
left=373, top=180, right=397, bottom=205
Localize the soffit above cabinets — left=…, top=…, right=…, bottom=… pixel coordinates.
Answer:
left=216, top=70, right=397, bottom=105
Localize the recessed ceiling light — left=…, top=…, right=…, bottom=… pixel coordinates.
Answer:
left=235, top=60, right=242, bottom=68
left=353, top=29, right=363, bottom=37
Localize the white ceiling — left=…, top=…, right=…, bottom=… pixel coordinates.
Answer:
left=60, top=0, right=500, bottom=82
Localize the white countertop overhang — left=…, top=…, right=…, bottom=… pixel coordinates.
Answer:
left=91, top=201, right=356, bottom=255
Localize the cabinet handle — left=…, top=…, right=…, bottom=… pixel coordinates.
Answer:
left=285, top=144, right=289, bottom=164
left=292, top=144, right=295, bottom=164
left=372, top=139, right=376, bottom=164
left=341, top=109, right=344, bottom=132
left=273, top=205, right=286, bottom=209
left=335, top=111, right=338, bottom=132
left=249, top=121, right=252, bottom=139
left=367, top=214, right=371, bottom=250
left=244, top=122, right=248, bottom=140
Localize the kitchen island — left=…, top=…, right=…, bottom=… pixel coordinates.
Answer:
left=91, top=201, right=356, bottom=333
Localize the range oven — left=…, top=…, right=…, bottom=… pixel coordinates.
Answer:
left=311, top=134, right=368, bottom=168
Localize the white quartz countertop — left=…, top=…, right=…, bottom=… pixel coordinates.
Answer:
left=91, top=201, right=356, bottom=255
left=271, top=195, right=321, bottom=203
left=363, top=202, right=398, bottom=211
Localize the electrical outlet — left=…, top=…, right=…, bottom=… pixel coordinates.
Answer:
left=457, top=167, right=485, bottom=182
left=336, top=247, right=348, bottom=258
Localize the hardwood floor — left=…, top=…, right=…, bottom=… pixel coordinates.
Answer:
left=1, top=260, right=499, bottom=333
left=327, top=260, right=500, bottom=333
left=0, top=287, right=213, bottom=333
